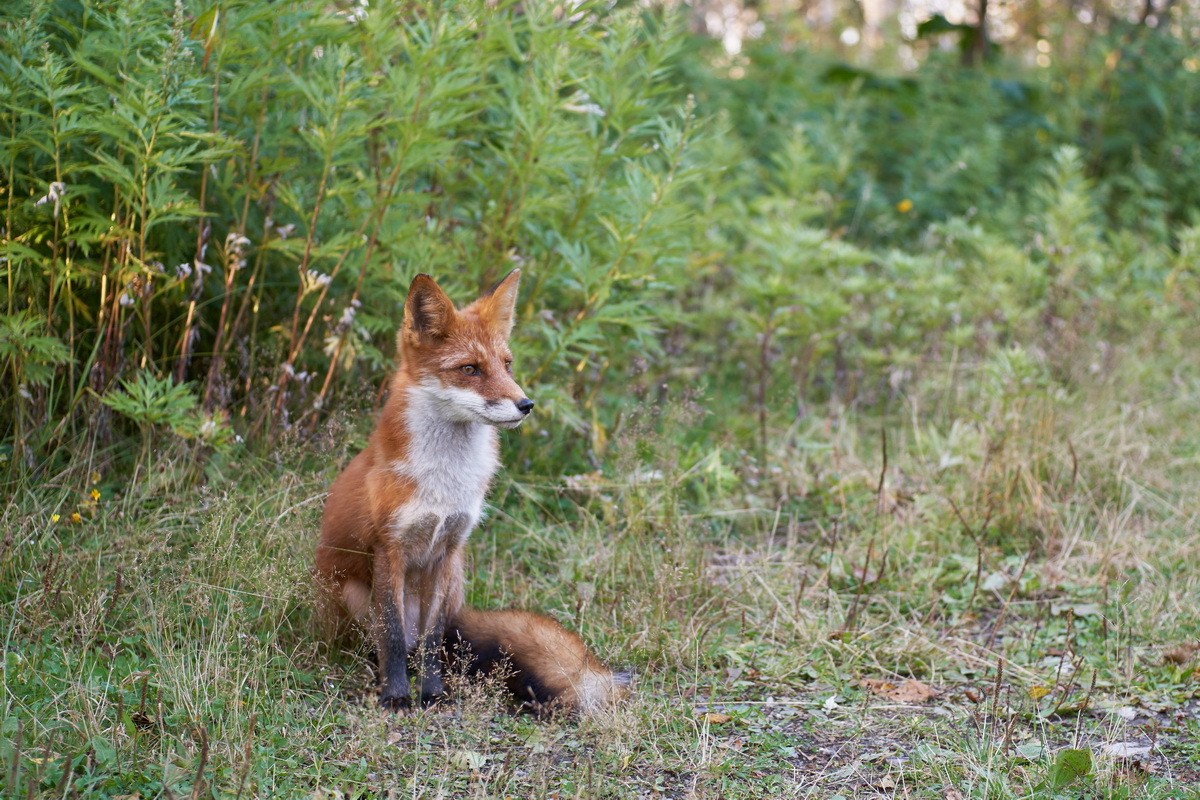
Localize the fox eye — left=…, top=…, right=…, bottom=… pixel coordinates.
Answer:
left=460, top=365, right=481, bottom=376
left=504, top=359, right=513, bottom=373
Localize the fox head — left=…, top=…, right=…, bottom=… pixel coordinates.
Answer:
left=398, top=269, right=533, bottom=429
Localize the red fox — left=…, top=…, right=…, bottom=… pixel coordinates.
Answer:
left=316, top=270, right=627, bottom=714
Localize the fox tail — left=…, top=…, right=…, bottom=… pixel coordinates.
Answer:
left=445, top=608, right=630, bottom=715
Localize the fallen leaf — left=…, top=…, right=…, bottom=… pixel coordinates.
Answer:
left=860, top=678, right=936, bottom=704
left=1028, top=685, right=1051, bottom=701
left=944, top=790, right=965, bottom=800
left=892, top=679, right=937, bottom=703
left=1102, top=742, right=1151, bottom=760
left=860, top=678, right=895, bottom=694
left=701, top=712, right=732, bottom=725
left=1051, top=602, right=1102, bottom=617
left=449, top=750, right=487, bottom=770
left=1163, top=642, right=1199, bottom=665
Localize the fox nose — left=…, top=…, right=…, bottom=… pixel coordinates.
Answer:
left=516, top=398, right=534, bottom=415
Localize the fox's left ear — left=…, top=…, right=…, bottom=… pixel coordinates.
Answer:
left=482, top=268, right=521, bottom=338
left=403, top=274, right=456, bottom=344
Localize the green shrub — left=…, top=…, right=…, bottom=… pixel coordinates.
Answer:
left=3, top=1, right=1197, bottom=486
left=0, top=0, right=708, bottom=478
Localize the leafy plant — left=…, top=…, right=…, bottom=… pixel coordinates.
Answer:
left=98, top=373, right=207, bottom=477
left=0, top=313, right=70, bottom=465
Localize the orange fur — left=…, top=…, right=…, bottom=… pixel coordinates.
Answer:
left=316, top=271, right=625, bottom=714
left=447, top=609, right=630, bottom=715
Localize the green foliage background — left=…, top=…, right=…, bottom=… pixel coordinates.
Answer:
left=2, top=2, right=1200, bottom=797
left=1, top=0, right=704, bottom=477
left=2, top=0, right=1196, bottom=480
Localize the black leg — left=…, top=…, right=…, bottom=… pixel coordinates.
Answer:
left=419, top=623, right=446, bottom=706
left=417, top=546, right=465, bottom=707
left=377, top=592, right=411, bottom=711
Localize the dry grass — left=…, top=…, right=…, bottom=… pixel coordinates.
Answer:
left=2, top=345, right=1198, bottom=798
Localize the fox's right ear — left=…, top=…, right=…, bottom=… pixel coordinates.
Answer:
left=403, top=274, right=455, bottom=343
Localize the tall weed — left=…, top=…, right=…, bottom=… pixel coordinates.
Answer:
left=0, top=0, right=707, bottom=479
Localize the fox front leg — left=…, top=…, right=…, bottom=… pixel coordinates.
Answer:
left=417, top=542, right=467, bottom=706
left=373, top=551, right=411, bottom=711
left=417, top=621, right=445, bottom=706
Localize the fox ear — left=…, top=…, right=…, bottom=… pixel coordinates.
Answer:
left=482, top=268, right=521, bottom=338
left=403, top=274, right=455, bottom=342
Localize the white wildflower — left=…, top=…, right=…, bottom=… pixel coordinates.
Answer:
left=175, top=262, right=192, bottom=280
left=562, top=96, right=606, bottom=117
left=333, top=298, right=361, bottom=335
left=304, top=269, right=332, bottom=293
left=34, top=181, right=67, bottom=217
left=336, top=0, right=369, bottom=23
left=225, top=232, right=251, bottom=271
left=225, top=232, right=251, bottom=251
left=118, top=293, right=134, bottom=307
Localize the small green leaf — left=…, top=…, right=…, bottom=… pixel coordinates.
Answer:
left=90, top=735, right=116, bottom=767
left=1048, top=748, right=1092, bottom=788
left=1015, top=743, right=1046, bottom=761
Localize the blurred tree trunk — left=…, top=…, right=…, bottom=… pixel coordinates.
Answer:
left=964, top=0, right=989, bottom=65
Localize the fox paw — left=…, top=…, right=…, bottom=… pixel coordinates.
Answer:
left=379, top=693, right=412, bottom=712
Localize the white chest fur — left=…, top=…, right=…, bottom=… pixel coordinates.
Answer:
left=387, top=386, right=499, bottom=566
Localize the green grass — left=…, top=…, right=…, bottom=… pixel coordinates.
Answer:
left=3, top=342, right=1199, bottom=798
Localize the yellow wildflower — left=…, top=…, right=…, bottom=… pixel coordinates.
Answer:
left=70, top=512, right=82, bottom=524
left=90, top=471, right=101, bottom=484
left=51, top=513, right=60, bottom=523
left=896, top=199, right=914, bottom=213
left=90, top=488, right=101, bottom=501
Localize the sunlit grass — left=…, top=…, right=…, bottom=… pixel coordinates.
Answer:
left=3, top=344, right=1197, bottom=798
